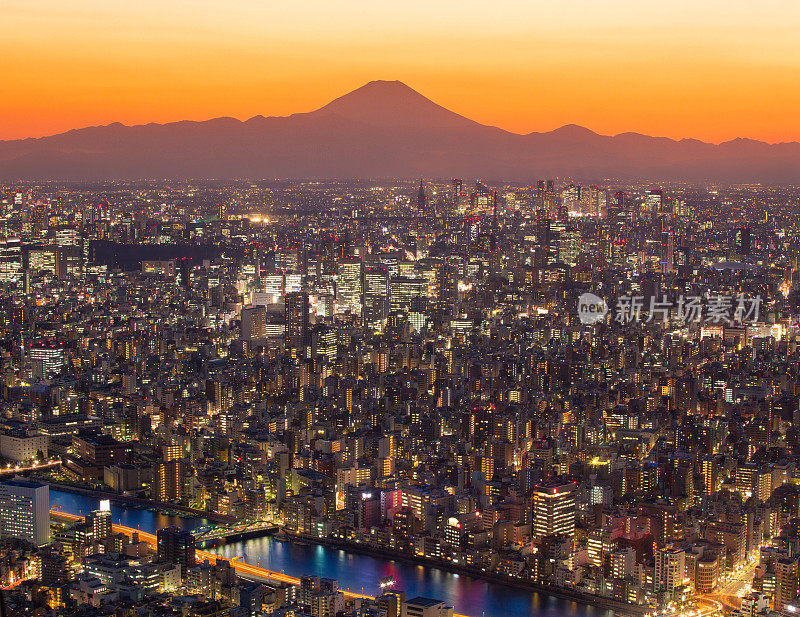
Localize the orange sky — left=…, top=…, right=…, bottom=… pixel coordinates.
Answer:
left=3, top=0, right=800, bottom=143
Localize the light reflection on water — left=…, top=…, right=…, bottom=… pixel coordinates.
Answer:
left=50, top=489, right=613, bottom=617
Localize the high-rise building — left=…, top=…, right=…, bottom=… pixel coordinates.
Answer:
left=285, top=291, right=310, bottom=354
left=0, top=479, right=50, bottom=546
left=155, top=459, right=186, bottom=502
left=86, top=507, right=113, bottom=541
left=776, top=557, right=800, bottom=612
left=734, top=226, right=752, bottom=256
left=437, top=265, right=458, bottom=307
left=240, top=305, right=267, bottom=341
left=655, top=546, right=686, bottom=593
left=389, top=277, right=428, bottom=314
left=29, top=341, right=65, bottom=379
left=661, top=230, right=674, bottom=274
left=157, top=526, right=196, bottom=579
left=556, top=227, right=581, bottom=267
left=417, top=178, right=427, bottom=213
left=451, top=179, right=463, bottom=199
left=532, top=482, right=575, bottom=541
left=589, top=186, right=607, bottom=217
left=337, top=259, right=362, bottom=315
left=645, top=190, right=663, bottom=214
left=0, top=237, right=22, bottom=283
left=363, top=267, right=389, bottom=325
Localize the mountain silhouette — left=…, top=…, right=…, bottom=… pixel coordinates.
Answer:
left=1, top=80, right=798, bottom=182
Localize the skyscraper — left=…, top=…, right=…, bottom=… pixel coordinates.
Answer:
left=337, top=258, right=363, bottom=316
left=0, top=479, right=50, bottom=546
left=363, top=267, right=389, bottom=325
left=437, top=265, right=458, bottom=308
left=645, top=190, right=663, bottom=214
left=661, top=229, right=674, bottom=274
left=157, top=526, right=196, bottom=580
left=285, top=291, right=310, bottom=354
left=240, top=305, right=267, bottom=341
left=417, top=178, right=427, bottom=213
left=532, top=482, right=575, bottom=541
left=734, top=226, right=752, bottom=256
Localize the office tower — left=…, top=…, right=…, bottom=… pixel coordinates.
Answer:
left=561, top=184, right=580, bottom=213
left=734, top=226, right=752, bottom=256
left=0, top=479, right=50, bottom=546
left=589, top=186, right=607, bottom=217
left=285, top=291, right=310, bottom=354
left=645, top=190, right=663, bottom=214
left=417, top=178, right=427, bottom=213
left=262, top=273, right=284, bottom=304
left=661, top=229, right=674, bottom=274
left=596, top=226, right=612, bottom=270
left=240, top=305, right=267, bottom=341
left=178, top=258, right=190, bottom=289
left=30, top=341, right=65, bottom=380
left=0, top=237, right=22, bottom=283
left=537, top=179, right=559, bottom=217
left=674, top=244, right=691, bottom=270
left=472, top=182, right=494, bottom=209
left=556, top=227, right=581, bottom=267
left=311, top=325, right=337, bottom=361
left=275, top=249, right=299, bottom=273
left=389, top=277, right=428, bottom=314
left=437, top=265, right=458, bottom=307
left=337, top=258, right=362, bottom=315
left=157, top=526, right=196, bottom=579
left=451, top=179, right=463, bottom=199
left=363, top=267, right=389, bottom=325
left=532, top=482, right=575, bottom=541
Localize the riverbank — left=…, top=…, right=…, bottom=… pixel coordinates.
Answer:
left=51, top=489, right=613, bottom=617
left=41, top=480, right=233, bottom=523
left=280, top=531, right=647, bottom=617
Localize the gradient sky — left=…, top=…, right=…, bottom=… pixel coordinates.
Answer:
left=3, top=0, right=800, bottom=143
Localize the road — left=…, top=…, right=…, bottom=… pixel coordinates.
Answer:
left=50, top=508, right=470, bottom=617
left=697, top=560, right=758, bottom=613
left=0, top=460, right=61, bottom=476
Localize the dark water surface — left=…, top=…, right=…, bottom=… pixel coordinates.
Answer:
left=50, top=489, right=612, bottom=617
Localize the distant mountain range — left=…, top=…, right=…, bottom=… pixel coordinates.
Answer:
left=1, top=80, right=799, bottom=183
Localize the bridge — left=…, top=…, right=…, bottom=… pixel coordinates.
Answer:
left=0, top=459, right=61, bottom=477
left=50, top=507, right=347, bottom=592
left=192, top=520, right=280, bottom=546
left=51, top=508, right=457, bottom=608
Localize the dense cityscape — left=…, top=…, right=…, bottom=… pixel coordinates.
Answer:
left=0, top=178, right=799, bottom=617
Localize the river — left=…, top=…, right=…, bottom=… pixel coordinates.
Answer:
left=50, top=488, right=613, bottom=617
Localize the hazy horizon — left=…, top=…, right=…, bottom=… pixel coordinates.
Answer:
left=3, top=1, right=800, bottom=143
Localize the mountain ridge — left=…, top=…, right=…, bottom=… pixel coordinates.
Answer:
left=1, top=80, right=798, bottom=182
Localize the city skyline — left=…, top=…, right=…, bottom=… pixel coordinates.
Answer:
left=3, top=0, right=800, bottom=143
left=3, top=3, right=800, bottom=617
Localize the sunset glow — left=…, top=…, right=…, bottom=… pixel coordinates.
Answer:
left=3, top=0, right=800, bottom=143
